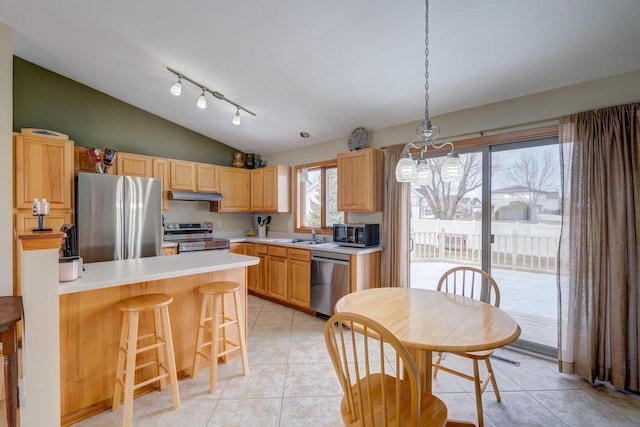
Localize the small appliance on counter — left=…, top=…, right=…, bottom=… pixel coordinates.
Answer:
left=60, top=224, right=83, bottom=281
left=332, top=223, right=380, bottom=248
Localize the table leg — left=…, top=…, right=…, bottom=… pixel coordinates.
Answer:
left=417, top=349, right=433, bottom=393
left=3, top=323, right=18, bottom=427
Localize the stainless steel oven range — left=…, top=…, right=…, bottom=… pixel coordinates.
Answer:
left=163, top=222, right=230, bottom=253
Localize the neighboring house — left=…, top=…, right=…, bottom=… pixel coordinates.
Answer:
left=491, top=185, right=550, bottom=221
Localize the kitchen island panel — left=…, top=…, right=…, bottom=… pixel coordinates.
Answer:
left=60, top=267, right=247, bottom=425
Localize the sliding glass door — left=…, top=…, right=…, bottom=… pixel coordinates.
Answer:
left=410, top=137, right=560, bottom=356
left=489, top=140, right=559, bottom=355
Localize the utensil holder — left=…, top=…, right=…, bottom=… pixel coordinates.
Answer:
left=258, top=224, right=266, bottom=238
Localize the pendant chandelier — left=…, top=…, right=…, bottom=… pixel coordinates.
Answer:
left=395, top=0, right=464, bottom=184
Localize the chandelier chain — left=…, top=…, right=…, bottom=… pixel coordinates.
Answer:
left=424, top=0, right=430, bottom=123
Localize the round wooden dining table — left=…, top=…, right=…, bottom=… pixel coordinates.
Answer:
left=334, top=287, right=521, bottom=393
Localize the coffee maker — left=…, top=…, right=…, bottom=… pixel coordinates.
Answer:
left=60, top=224, right=82, bottom=281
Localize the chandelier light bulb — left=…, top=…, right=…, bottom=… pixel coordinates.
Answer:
left=232, top=108, right=241, bottom=125
left=395, top=154, right=418, bottom=182
left=415, top=159, right=432, bottom=185
left=197, top=90, right=207, bottom=109
left=170, top=78, right=182, bottom=96
left=441, top=153, right=464, bottom=183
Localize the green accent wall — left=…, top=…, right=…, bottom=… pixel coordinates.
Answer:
left=13, top=57, right=237, bottom=165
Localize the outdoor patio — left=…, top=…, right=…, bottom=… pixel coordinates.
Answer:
left=411, top=261, right=558, bottom=350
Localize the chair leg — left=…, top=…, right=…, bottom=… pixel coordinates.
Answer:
left=122, top=312, right=139, bottom=427
left=209, top=294, right=221, bottom=393
left=472, top=359, right=484, bottom=427
left=433, top=351, right=444, bottom=377
left=485, top=358, right=501, bottom=402
left=160, top=305, right=180, bottom=410
left=192, top=293, right=209, bottom=378
left=154, top=307, right=167, bottom=391
left=233, top=290, right=249, bottom=376
left=112, top=313, right=130, bottom=411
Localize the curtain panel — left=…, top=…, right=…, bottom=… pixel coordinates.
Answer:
left=381, top=146, right=410, bottom=287
left=558, top=102, right=640, bottom=392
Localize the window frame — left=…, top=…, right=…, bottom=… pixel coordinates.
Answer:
left=293, top=159, right=344, bottom=234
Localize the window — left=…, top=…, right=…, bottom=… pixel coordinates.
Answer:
left=294, top=160, right=344, bottom=233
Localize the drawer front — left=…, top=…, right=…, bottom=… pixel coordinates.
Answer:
left=256, top=244, right=269, bottom=255
left=288, top=248, right=311, bottom=262
left=268, top=245, right=288, bottom=258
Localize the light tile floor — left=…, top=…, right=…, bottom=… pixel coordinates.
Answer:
left=68, top=294, right=640, bottom=427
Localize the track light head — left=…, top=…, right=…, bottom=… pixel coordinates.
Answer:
left=197, top=89, right=207, bottom=109
left=232, top=108, right=241, bottom=125
left=170, top=77, right=182, bottom=96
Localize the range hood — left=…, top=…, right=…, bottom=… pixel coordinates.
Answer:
left=168, top=190, right=223, bottom=202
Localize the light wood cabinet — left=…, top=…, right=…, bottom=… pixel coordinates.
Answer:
left=116, top=152, right=153, bottom=177
left=267, top=245, right=288, bottom=300
left=337, top=147, right=384, bottom=212
left=15, top=134, right=74, bottom=210
left=14, top=211, right=73, bottom=233
left=74, top=146, right=117, bottom=176
left=153, top=158, right=171, bottom=211
left=251, top=165, right=290, bottom=212
left=196, top=163, right=219, bottom=192
left=254, top=244, right=269, bottom=295
left=170, top=160, right=196, bottom=191
left=288, top=248, right=311, bottom=308
left=213, top=166, right=251, bottom=212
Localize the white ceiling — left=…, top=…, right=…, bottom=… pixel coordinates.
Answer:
left=1, top=0, right=639, bottom=155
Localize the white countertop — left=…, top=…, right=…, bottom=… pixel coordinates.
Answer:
left=59, top=251, right=259, bottom=295
left=227, top=236, right=382, bottom=255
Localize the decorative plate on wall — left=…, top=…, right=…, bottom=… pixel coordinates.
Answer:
left=347, top=127, right=368, bottom=151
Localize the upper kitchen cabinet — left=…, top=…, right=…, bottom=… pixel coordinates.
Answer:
left=337, top=147, right=384, bottom=212
left=170, top=160, right=196, bottom=191
left=116, top=152, right=153, bottom=177
left=74, top=146, right=117, bottom=176
left=196, top=163, right=219, bottom=192
left=251, top=165, right=290, bottom=212
left=14, top=133, right=74, bottom=210
left=153, top=158, right=171, bottom=211
left=212, top=166, right=251, bottom=212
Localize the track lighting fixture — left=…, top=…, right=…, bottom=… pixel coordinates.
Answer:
left=170, top=77, right=182, bottom=96
left=197, top=89, right=207, bottom=109
left=167, top=66, right=256, bottom=125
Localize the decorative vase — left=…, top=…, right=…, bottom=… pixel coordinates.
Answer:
left=244, top=153, right=255, bottom=169
left=233, top=152, right=244, bottom=168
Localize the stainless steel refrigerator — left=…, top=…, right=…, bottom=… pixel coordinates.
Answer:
left=77, top=172, right=162, bottom=263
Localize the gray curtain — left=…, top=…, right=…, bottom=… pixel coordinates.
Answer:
left=381, top=146, right=411, bottom=287
left=558, top=102, right=640, bottom=392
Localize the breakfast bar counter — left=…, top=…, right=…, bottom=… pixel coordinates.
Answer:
left=59, top=251, right=259, bottom=425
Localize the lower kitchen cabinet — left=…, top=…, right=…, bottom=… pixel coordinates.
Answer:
left=267, top=246, right=288, bottom=300
left=253, top=244, right=269, bottom=295
left=161, top=246, right=178, bottom=256
left=288, top=248, right=311, bottom=308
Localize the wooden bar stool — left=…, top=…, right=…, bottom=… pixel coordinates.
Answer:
left=192, top=281, right=249, bottom=392
left=112, top=293, right=180, bottom=427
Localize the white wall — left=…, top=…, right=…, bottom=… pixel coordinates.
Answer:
left=0, top=22, right=13, bottom=295
left=265, top=70, right=640, bottom=232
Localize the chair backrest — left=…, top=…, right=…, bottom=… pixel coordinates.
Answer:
left=437, top=266, right=500, bottom=307
left=324, top=312, right=447, bottom=426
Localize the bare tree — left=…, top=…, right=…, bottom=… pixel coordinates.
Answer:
left=413, top=153, right=482, bottom=219
left=500, top=149, right=558, bottom=220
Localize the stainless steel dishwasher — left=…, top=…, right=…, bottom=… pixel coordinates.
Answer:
left=310, top=250, right=351, bottom=318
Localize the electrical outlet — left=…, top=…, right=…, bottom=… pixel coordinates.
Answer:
left=216, top=220, right=222, bottom=228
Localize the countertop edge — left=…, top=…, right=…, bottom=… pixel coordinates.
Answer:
left=59, top=252, right=259, bottom=295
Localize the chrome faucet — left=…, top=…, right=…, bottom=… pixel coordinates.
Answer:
left=311, top=229, right=317, bottom=242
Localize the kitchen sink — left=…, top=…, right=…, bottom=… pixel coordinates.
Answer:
left=291, top=239, right=320, bottom=245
